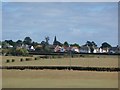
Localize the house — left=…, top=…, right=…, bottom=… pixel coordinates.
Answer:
left=62, top=46, right=69, bottom=52
left=71, top=46, right=80, bottom=53
left=54, top=45, right=71, bottom=52
left=34, top=45, right=43, bottom=51
left=22, top=44, right=29, bottom=50
left=98, top=48, right=102, bottom=53
left=80, top=45, right=90, bottom=53
left=60, top=46, right=66, bottom=52
left=109, top=46, right=120, bottom=54
left=8, top=45, right=13, bottom=48
left=99, top=47, right=109, bottom=53
left=93, top=47, right=99, bottom=53
left=29, top=46, right=35, bottom=51
left=54, top=45, right=62, bottom=52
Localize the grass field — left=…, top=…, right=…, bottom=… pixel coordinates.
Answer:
left=2, top=55, right=118, bottom=68
left=2, top=70, right=118, bottom=88
left=1, top=55, right=119, bottom=88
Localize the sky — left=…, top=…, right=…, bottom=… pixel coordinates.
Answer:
left=2, top=2, right=118, bottom=47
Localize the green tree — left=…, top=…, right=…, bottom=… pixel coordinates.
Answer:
left=31, top=41, right=39, bottom=47
left=2, top=49, right=9, bottom=55
left=0, top=41, right=2, bottom=45
left=45, top=36, right=50, bottom=45
left=16, top=48, right=28, bottom=56
left=44, top=46, right=51, bottom=53
left=5, top=47, right=28, bottom=56
left=70, top=43, right=80, bottom=48
left=23, top=37, right=32, bottom=45
left=41, top=41, right=46, bottom=50
left=64, top=41, right=69, bottom=47
left=4, top=40, right=16, bottom=47
left=16, top=40, right=23, bottom=45
left=2, top=41, right=9, bottom=48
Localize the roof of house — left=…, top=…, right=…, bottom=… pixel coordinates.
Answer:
left=80, top=46, right=89, bottom=50
left=109, top=47, right=118, bottom=51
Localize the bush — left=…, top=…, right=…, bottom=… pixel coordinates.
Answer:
left=8, top=48, right=29, bottom=56
left=25, top=58, right=32, bottom=61
left=20, top=58, right=23, bottom=62
left=6, top=59, right=10, bottom=63
left=11, top=59, right=15, bottom=62
left=35, top=56, right=41, bottom=60
left=34, top=57, right=37, bottom=60
left=16, top=48, right=29, bottom=56
left=80, top=55, right=84, bottom=57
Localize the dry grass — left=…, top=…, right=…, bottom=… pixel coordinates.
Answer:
left=2, top=55, right=118, bottom=68
left=1, top=55, right=119, bottom=88
left=2, top=70, right=118, bottom=88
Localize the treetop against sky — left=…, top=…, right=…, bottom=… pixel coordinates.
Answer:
left=2, top=2, right=118, bottom=46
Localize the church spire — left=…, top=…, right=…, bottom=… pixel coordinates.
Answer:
left=53, top=36, right=62, bottom=46
left=53, top=36, right=57, bottom=45
left=54, top=36, right=57, bottom=42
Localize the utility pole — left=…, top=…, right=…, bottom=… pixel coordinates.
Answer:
left=70, top=50, right=72, bottom=70
left=69, top=45, right=72, bottom=70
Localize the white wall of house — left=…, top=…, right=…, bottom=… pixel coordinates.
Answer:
left=93, top=49, right=97, bottom=53
left=8, top=45, right=13, bottom=48
left=102, top=50, right=106, bottom=53
left=74, top=48, right=80, bottom=53
left=93, top=48, right=99, bottom=53
left=87, top=50, right=90, bottom=53
left=30, top=46, right=35, bottom=50
left=99, top=48, right=109, bottom=53
left=80, top=49, right=90, bottom=53
left=99, top=48, right=103, bottom=53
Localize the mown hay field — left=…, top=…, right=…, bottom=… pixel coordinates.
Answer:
left=2, top=55, right=118, bottom=68
left=2, top=69, right=118, bottom=88
left=1, top=55, right=119, bottom=88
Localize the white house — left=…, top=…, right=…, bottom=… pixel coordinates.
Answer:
left=54, top=45, right=62, bottom=52
left=71, top=46, right=80, bottom=53
left=99, top=47, right=109, bottom=53
left=80, top=45, right=90, bottom=53
left=109, top=47, right=120, bottom=54
left=8, top=45, right=13, bottom=48
left=29, top=46, right=35, bottom=51
left=93, top=47, right=99, bottom=53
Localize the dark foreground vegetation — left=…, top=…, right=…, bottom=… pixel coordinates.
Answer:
left=1, top=66, right=120, bottom=72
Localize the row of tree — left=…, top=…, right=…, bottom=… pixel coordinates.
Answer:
left=1, top=36, right=113, bottom=56
left=1, top=36, right=112, bottom=49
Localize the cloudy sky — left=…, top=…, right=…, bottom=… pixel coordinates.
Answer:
left=2, top=2, right=118, bottom=46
